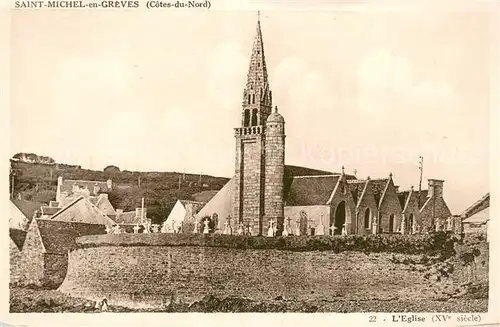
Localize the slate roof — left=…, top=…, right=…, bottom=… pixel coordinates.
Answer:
left=179, top=200, right=206, bottom=207
left=285, top=175, right=340, bottom=206
left=463, top=207, right=489, bottom=224
left=60, top=179, right=110, bottom=195
left=11, top=199, right=44, bottom=219
left=40, top=206, right=60, bottom=216
left=49, top=196, right=116, bottom=226
left=191, top=190, right=219, bottom=203
left=10, top=228, right=27, bottom=251
left=35, top=219, right=106, bottom=254
left=348, top=180, right=367, bottom=206
left=397, top=189, right=429, bottom=211
left=114, top=211, right=138, bottom=224
left=370, top=178, right=389, bottom=205
left=462, top=193, right=490, bottom=218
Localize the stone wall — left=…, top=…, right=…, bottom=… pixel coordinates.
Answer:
left=10, top=239, right=21, bottom=284
left=284, top=205, right=330, bottom=234
left=378, top=181, right=403, bottom=233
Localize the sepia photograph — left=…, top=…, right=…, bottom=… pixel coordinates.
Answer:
left=3, top=2, right=498, bottom=322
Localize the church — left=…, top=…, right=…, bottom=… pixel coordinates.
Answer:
left=195, top=15, right=452, bottom=236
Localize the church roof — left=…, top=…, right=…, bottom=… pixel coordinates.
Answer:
left=195, top=177, right=235, bottom=223
left=285, top=175, right=340, bottom=206
left=35, top=219, right=106, bottom=254
left=191, top=190, right=219, bottom=203
left=348, top=180, right=367, bottom=206
left=397, top=189, right=429, bottom=211
left=369, top=178, right=388, bottom=205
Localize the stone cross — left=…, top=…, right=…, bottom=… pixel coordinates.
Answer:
left=247, top=223, right=253, bottom=236
left=282, top=217, right=291, bottom=237
left=143, top=223, right=150, bottom=234
left=435, top=219, right=441, bottom=232
left=105, top=225, right=112, bottom=234
left=447, top=216, right=453, bottom=231
left=316, top=213, right=325, bottom=235
left=113, top=224, right=121, bottom=234
left=295, top=219, right=301, bottom=236
left=171, top=221, right=176, bottom=233
left=267, top=219, right=275, bottom=237
left=203, top=219, right=210, bottom=234
left=193, top=220, right=200, bottom=234
left=329, top=225, right=336, bottom=235
left=400, top=216, right=406, bottom=235
left=133, top=224, right=140, bottom=234
left=372, top=219, right=378, bottom=235
left=151, top=224, right=159, bottom=233
left=237, top=223, right=244, bottom=235
left=223, top=221, right=229, bottom=235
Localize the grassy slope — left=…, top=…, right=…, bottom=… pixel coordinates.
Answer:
left=10, top=160, right=230, bottom=224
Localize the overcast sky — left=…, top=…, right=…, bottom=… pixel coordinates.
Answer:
left=9, top=7, right=496, bottom=213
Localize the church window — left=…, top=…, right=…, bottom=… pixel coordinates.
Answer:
left=252, top=94, right=255, bottom=104
left=364, top=208, right=370, bottom=229
left=251, top=109, right=258, bottom=126
left=248, top=94, right=251, bottom=104
left=244, top=110, right=250, bottom=127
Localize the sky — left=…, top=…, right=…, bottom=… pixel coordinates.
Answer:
left=9, top=6, right=496, bottom=214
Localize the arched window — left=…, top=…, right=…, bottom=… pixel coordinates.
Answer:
left=244, top=110, right=250, bottom=127
left=251, top=109, right=258, bottom=126
left=364, top=208, right=370, bottom=229
left=252, top=94, right=255, bottom=104
left=389, top=214, right=395, bottom=232
left=248, top=94, right=251, bottom=104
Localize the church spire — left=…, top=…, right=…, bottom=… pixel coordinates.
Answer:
left=241, top=11, right=272, bottom=127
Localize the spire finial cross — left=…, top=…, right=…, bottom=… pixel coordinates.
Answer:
left=257, top=10, right=260, bottom=21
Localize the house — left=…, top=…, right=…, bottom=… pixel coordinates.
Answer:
left=164, top=200, right=206, bottom=231
left=114, top=208, right=151, bottom=232
left=10, top=228, right=27, bottom=284
left=461, top=193, right=489, bottom=235
left=56, top=175, right=112, bottom=204
left=18, top=219, right=106, bottom=288
left=48, top=195, right=116, bottom=227
left=11, top=198, right=44, bottom=228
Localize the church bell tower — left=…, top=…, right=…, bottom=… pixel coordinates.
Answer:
left=232, top=13, right=285, bottom=235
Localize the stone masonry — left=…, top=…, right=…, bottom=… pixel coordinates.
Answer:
left=232, top=16, right=284, bottom=235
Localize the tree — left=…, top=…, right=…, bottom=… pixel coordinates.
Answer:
left=104, top=165, right=120, bottom=173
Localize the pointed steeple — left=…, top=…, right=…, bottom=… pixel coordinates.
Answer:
left=241, top=11, right=272, bottom=127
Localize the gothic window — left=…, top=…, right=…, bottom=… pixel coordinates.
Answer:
left=244, top=110, right=250, bottom=127
left=364, top=208, right=370, bottom=229
left=389, top=214, right=395, bottom=232
left=248, top=94, right=251, bottom=104
left=251, top=109, right=258, bottom=126
left=252, top=94, right=255, bottom=104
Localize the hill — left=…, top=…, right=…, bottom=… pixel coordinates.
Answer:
left=9, top=160, right=230, bottom=224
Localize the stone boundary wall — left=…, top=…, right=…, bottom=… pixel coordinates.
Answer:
left=74, top=232, right=457, bottom=255
left=58, top=233, right=486, bottom=309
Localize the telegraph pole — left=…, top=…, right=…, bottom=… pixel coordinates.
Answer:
left=418, top=156, right=424, bottom=208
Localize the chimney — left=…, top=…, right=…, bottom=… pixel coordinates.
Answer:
left=93, top=184, right=100, bottom=195
left=428, top=179, right=444, bottom=198
left=107, top=179, right=113, bottom=190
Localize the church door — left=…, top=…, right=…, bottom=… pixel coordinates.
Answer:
left=334, top=201, right=346, bottom=235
